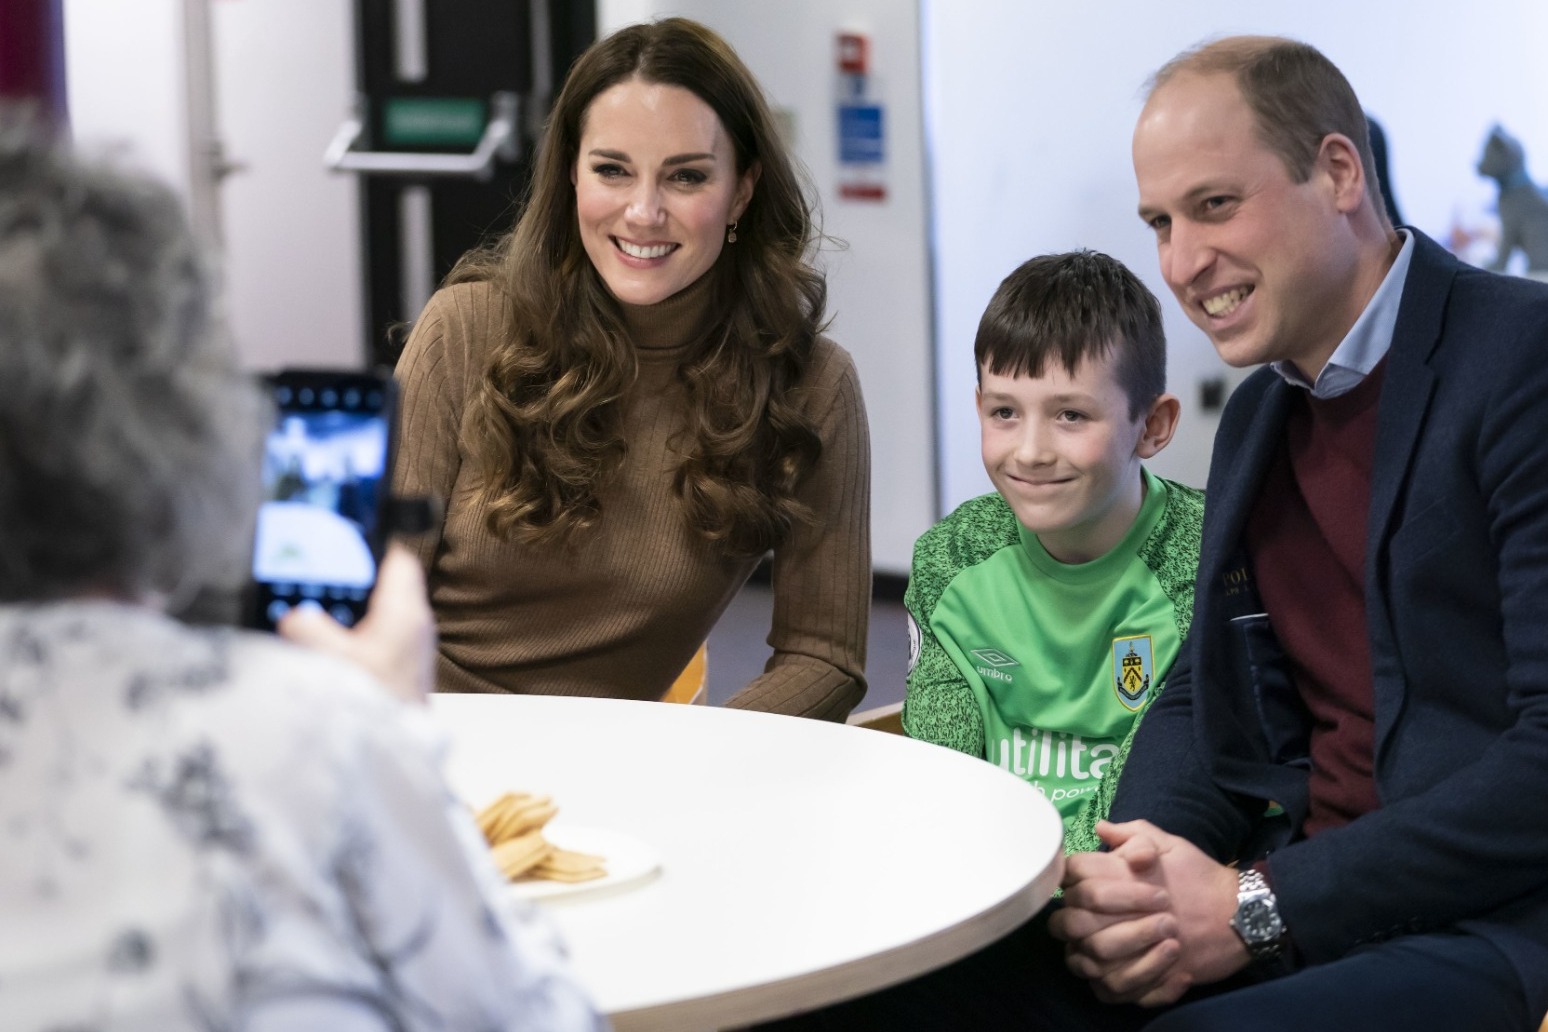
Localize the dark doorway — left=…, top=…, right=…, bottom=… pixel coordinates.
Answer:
left=339, top=0, right=595, bottom=368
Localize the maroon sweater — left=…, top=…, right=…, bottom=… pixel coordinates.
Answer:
left=1245, top=362, right=1387, bottom=838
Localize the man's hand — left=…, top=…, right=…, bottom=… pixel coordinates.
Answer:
left=1051, top=820, right=1186, bottom=1005
left=1051, top=819, right=1249, bottom=1007
left=278, top=544, right=436, bottom=704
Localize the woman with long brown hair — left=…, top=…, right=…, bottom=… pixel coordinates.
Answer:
left=394, top=18, right=870, bottom=718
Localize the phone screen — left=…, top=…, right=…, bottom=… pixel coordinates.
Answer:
left=249, top=371, right=396, bottom=630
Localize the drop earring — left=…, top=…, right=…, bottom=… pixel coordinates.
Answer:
left=727, top=220, right=738, bottom=244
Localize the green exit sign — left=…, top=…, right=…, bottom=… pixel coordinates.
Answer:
left=384, top=97, right=485, bottom=147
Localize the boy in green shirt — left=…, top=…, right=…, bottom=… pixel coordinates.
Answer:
left=904, top=250, right=1203, bottom=852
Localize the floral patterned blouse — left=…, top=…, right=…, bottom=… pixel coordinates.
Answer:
left=0, top=601, right=607, bottom=1032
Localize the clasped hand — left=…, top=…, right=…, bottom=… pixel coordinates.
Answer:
left=1049, top=819, right=1249, bottom=1007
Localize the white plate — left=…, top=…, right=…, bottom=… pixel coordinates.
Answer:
left=509, top=825, right=662, bottom=902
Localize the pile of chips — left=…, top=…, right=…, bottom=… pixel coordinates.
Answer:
left=475, top=791, right=607, bottom=884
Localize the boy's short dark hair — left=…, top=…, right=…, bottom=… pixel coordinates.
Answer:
left=974, top=250, right=1165, bottom=419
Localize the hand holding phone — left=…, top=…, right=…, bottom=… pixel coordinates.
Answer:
left=278, top=544, right=436, bottom=704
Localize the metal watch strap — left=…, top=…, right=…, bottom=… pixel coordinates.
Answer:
left=1232, top=867, right=1285, bottom=961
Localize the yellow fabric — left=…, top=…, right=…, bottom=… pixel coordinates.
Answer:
left=847, top=701, right=904, bottom=734
left=663, top=645, right=707, bottom=706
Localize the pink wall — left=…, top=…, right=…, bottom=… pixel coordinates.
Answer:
left=0, top=0, right=67, bottom=119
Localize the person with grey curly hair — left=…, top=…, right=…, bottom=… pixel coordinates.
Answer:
left=0, top=117, right=603, bottom=1031
left=0, top=120, right=262, bottom=605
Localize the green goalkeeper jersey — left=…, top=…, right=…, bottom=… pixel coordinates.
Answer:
left=904, top=469, right=1203, bottom=852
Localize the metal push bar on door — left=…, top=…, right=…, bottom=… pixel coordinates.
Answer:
left=324, top=91, right=521, bottom=180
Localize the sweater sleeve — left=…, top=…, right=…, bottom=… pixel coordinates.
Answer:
left=393, top=285, right=480, bottom=575
left=723, top=341, right=871, bottom=721
left=900, top=518, right=986, bottom=756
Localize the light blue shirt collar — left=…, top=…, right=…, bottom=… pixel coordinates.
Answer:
left=1271, top=229, right=1415, bottom=399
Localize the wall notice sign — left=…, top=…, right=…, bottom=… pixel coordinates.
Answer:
left=835, top=30, right=886, bottom=202
left=839, top=104, right=884, bottom=164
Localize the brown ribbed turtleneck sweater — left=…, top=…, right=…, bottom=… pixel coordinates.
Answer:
left=393, top=273, right=871, bottom=720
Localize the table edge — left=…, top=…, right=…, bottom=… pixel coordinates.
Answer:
left=607, top=849, right=1066, bottom=1032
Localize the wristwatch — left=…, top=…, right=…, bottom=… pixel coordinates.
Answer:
left=1230, top=868, right=1284, bottom=961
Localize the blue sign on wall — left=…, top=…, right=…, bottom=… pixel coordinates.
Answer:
left=838, top=103, right=885, bottom=164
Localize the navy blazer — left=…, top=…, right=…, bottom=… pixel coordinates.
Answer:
left=1110, top=230, right=1548, bottom=998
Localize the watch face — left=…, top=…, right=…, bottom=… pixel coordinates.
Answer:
left=1238, top=898, right=1283, bottom=941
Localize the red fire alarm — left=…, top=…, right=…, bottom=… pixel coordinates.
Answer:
left=837, top=32, right=869, bottom=75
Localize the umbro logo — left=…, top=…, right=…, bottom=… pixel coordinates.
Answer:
left=970, top=648, right=1019, bottom=668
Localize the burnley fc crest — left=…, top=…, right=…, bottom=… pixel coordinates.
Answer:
left=1112, top=635, right=1154, bottom=711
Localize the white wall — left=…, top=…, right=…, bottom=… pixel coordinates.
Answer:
left=63, top=0, right=188, bottom=193
left=924, top=0, right=1548, bottom=510
left=63, top=0, right=363, bottom=373
left=208, top=0, right=364, bottom=371
left=600, top=0, right=938, bottom=575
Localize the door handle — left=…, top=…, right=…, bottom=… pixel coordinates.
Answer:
left=325, top=91, right=521, bottom=180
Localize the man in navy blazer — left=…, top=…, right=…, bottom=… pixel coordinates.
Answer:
left=1051, top=35, right=1548, bottom=1030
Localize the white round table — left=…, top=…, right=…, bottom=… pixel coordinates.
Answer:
left=432, top=694, right=1065, bottom=1031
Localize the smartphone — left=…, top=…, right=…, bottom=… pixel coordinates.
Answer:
left=248, top=369, right=398, bottom=631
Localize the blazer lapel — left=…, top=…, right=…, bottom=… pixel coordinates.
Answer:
left=1198, top=375, right=1296, bottom=776
left=1368, top=232, right=1454, bottom=752
left=1369, top=233, right=1453, bottom=546
left=1203, top=378, right=1295, bottom=588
